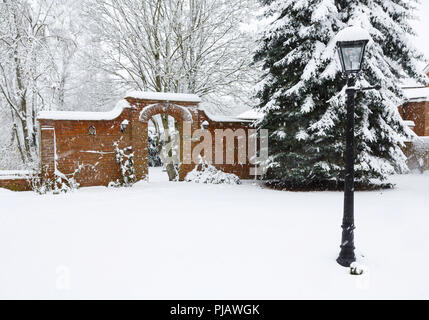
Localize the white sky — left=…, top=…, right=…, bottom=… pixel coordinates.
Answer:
left=411, top=1, right=429, bottom=68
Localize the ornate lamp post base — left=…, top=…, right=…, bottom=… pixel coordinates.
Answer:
left=336, top=223, right=356, bottom=267
left=337, top=256, right=355, bottom=268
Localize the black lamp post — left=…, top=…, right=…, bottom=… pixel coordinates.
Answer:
left=335, top=27, right=370, bottom=267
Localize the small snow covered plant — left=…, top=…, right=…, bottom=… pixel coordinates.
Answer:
left=185, top=162, right=241, bottom=185
left=407, top=138, right=429, bottom=173
left=254, top=0, right=427, bottom=189
left=111, top=142, right=136, bottom=187
left=30, top=175, right=53, bottom=195
left=30, top=166, right=82, bottom=195
left=350, top=262, right=366, bottom=276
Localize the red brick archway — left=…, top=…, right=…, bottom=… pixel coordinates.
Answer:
left=137, top=102, right=196, bottom=181
left=36, top=92, right=255, bottom=188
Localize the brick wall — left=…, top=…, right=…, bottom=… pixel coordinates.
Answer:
left=398, top=97, right=429, bottom=171
left=399, top=101, right=429, bottom=136
left=35, top=97, right=257, bottom=188
left=0, top=179, right=32, bottom=191
left=198, top=112, right=256, bottom=180
left=38, top=110, right=132, bottom=187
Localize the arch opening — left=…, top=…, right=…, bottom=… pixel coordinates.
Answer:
left=140, top=102, right=194, bottom=182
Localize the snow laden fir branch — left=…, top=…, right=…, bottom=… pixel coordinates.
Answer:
left=253, top=0, right=427, bottom=189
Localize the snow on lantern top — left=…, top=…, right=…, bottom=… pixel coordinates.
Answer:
left=335, top=26, right=371, bottom=43
left=335, top=26, right=371, bottom=74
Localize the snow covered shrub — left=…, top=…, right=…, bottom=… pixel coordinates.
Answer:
left=111, top=142, right=136, bottom=187
left=148, top=128, right=162, bottom=167
left=350, top=262, right=366, bottom=276
left=185, top=163, right=241, bottom=185
left=30, top=177, right=52, bottom=195
left=52, top=174, right=79, bottom=195
left=407, top=138, right=429, bottom=173
left=30, top=166, right=82, bottom=195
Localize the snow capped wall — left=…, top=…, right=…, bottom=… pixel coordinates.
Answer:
left=236, top=109, right=264, bottom=121
left=37, top=99, right=132, bottom=121
left=126, top=91, right=202, bottom=103
left=0, top=170, right=34, bottom=180
left=37, top=91, right=255, bottom=123
left=399, top=90, right=429, bottom=136
left=403, top=87, right=429, bottom=102
left=37, top=92, right=202, bottom=121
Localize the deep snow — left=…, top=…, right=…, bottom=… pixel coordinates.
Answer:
left=0, top=168, right=428, bottom=299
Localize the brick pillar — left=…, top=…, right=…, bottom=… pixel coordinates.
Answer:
left=179, top=121, right=188, bottom=181
left=40, top=126, right=56, bottom=179
left=131, top=114, right=148, bottom=181
left=178, top=118, right=199, bottom=181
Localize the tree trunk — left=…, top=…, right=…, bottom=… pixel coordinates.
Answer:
left=13, top=123, right=26, bottom=164
left=31, top=93, right=38, bottom=148
left=161, top=114, right=178, bottom=181
left=9, top=109, right=26, bottom=164
left=19, top=96, right=32, bottom=161
left=14, top=48, right=32, bottom=162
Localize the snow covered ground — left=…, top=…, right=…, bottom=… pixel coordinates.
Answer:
left=0, top=168, right=428, bottom=299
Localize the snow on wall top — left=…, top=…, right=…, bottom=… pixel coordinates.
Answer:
left=203, top=112, right=253, bottom=123
left=37, top=91, right=201, bottom=121
left=401, top=78, right=421, bottom=88
left=403, top=120, right=415, bottom=127
left=37, top=99, right=132, bottom=121
left=335, top=26, right=371, bottom=43
left=126, top=91, right=201, bottom=103
left=236, top=109, right=264, bottom=120
left=403, top=87, right=429, bottom=102
left=0, top=170, right=35, bottom=180
left=413, top=135, right=429, bottom=146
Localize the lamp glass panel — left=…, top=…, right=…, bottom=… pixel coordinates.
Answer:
left=341, top=46, right=363, bottom=72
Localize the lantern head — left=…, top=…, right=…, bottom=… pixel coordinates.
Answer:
left=336, top=26, right=370, bottom=74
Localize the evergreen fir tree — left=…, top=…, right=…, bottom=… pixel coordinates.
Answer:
left=148, top=128, right=162, bottom=167
left=254, top=0, right=426, bottom=189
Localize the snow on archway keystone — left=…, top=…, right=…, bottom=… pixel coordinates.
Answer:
left=0, top=169, right=428, bottom=299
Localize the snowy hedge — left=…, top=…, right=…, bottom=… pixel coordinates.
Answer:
left=185, top=163, right=241, bottom=185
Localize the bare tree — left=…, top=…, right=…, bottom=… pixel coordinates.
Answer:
left=0, top=0, right=57, bottom=163
left=84, top=0, right=255, bottom=101
left=84, top=0, right=256, bottom=179
left=0, top=0, right=96, bottom=168
left=49, top=0, right=121, bottom=113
